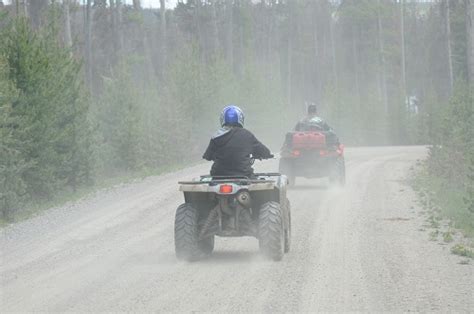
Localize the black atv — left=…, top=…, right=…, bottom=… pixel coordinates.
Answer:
left=175, top=171, right=291, bottom=262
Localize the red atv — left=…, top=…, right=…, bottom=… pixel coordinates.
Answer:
left=278, top=131, right=345, bottom=187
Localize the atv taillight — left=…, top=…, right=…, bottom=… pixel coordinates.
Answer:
left=337, top=144, right=344, bottom=155
left=219, top=184, right=233, bottom=194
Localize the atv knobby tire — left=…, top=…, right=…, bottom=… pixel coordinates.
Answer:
left=199, top=235, right=215, bottom=255
left=258, top=201, right=285, bottom=261
left=279, top=158, right=295, bottom=187
left=175, top=203, right=212, bottom=261
left=283, top=199, right=291, bottom=253
left=329, top=157, right=346, bottom=186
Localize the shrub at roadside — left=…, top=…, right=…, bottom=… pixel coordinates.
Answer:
left=415, top=84, right=474, bottom=239
left=0, top=19, right=92, bottom=220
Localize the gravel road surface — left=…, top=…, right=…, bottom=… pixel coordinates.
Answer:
left=1, top=146, right=472, bottom=312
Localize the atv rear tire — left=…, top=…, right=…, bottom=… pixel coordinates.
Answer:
left=199, top=235, right=215, bottom=255
left=329, top=157, right=346, bottom=186
left=279, top=158, right=295, bottom=187
left=174, top=203, right=202, bottom=261
left=258, top=201, right=285, bottom=261
left=284, top=199, right=291, bottom=253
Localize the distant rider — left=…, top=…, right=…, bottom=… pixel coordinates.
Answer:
left=203, top=105, right=273, bottom=177
left=294, top=103, right=339, bottom=146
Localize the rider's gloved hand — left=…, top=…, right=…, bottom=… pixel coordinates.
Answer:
left=259, top=153, right=274, bottom=160
left=253, top=154, right=273, bottom=160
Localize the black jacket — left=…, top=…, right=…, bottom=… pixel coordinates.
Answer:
left=203, top=127, right=272, bottom=177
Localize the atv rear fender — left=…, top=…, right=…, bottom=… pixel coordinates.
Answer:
left=179, top=174, right=288, bottom=207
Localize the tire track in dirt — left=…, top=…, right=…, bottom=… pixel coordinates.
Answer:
left=2, top=146, right=471, bottom=312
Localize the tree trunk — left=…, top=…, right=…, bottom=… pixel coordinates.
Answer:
left=15, top=0, right=27, bottom=17
left=210, top=0, right=220, bottom=57
left=225, top=0, right=234, bottom=67
left=313, top=1, right=321, bottom=102
left=63, top=0, right=73, bottom=52
left=116, top=0, right=124, bottom=53
left=287, top=4, right=293, bottom=107
left=133, top=0, right=141, bottom=10
left=134, top=0, right=153, bottom=83
left=110, top=0, right=116, bottom=49
left=377, top=0, right=389, bottom=115
left=329, top=9, right=338, bottom=92
left=400, top=0, right=407, bottom=101
left=22, top=0, right=27, bottom=16
left=352, top=26, right=361, bottom=111
left=445, top=0, right=454, bottom=94
left=194, top=0, right=206, bottom=65
left=467, top=0, right=474, bottom=88
left=29, top=0, right=48, bottom=28
left=85, top=0, right=93, bottom=96
left=234, top=0, right=244, bottom=77
left=159, top=0, right=167, bottom=77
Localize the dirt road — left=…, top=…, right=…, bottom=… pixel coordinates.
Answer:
left=1, top=146, right=472, bottom=312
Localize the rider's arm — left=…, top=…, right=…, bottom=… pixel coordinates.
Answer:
left=321, top=121, right=332, bottom=132
left=202, top=140, right=216, bottom=161
left=322, top=123, right=340, bottom=147
left=252, top=135, right=272, bottom=159
left=295, top=122, right=302, bottom=131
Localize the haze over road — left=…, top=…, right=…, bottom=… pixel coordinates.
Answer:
left=1, top=146, right=472, bottom=312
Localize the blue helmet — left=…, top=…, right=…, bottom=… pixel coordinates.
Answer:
left=220, top=105, right=245, bottom=127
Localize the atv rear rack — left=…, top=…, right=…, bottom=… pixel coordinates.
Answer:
left=178, top=173, right=282, bottom=186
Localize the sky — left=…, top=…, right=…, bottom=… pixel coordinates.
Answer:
left=2, top=1, right=178, bottom=9
left=124, top=0, right=178, bottom=9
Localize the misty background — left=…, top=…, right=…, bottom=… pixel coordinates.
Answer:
left=0, top=0, right=472, bottom=222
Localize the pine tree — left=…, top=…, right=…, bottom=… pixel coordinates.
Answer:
left=0, top=55, right=27, bottom=219
left=1, top=18, right=92, bottom=204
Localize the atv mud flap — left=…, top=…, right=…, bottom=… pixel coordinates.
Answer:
left=291, top=154, right=336, bottom=178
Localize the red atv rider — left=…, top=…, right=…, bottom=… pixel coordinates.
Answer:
left=294, top=103, right=340, bottom=147
left=279, top=102, right=345, bottom=186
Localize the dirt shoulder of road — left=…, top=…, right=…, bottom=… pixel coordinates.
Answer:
left=409, top=163, right=474, bottom=260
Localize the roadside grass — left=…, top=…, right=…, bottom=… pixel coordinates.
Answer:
left=429, top=230, right=439, bottom=241
left=413, top=169, right=474, bottom=238
left=451, top=244, right=474, bottom=258
left=412, top=166, right=474, bottom=258
left=0, top=161, right=197, bottom=227
left=443, top=231, right=454, bottom=243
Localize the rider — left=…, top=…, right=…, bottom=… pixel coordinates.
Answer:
left=295, top=103, right=330, bottom=132
left=203, top=105, right=273, bottom=177
left=294, top=102, right=340, bottom=146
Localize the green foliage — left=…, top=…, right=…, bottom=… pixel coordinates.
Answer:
left=0, top=0, right=472, bottom=224
left=416, top=84, right=474, bottom=238
left=238, top=63, right=288, bottom=148
left=96, top=61, right=142, bottom=172
left=451, top=244, right=474, bottom=259
left=443, top=231, right=453, bottom=243
left=428, top=84, right=473, bottom=183
left=0, top=18, right=92, bottom=219
left=0, top=56, right=27, bottom=219
left=95, top=43, right=289, bottom=176
left=323, top=85, right=389, bottom=145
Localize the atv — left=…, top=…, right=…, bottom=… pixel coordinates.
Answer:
left=175, top=170, right=291, bottom=262
left=278, top=130, right=345, bottom=187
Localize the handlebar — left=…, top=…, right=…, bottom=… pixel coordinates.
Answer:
left=250, top=154, right=275, bottom=165
left=252, top=154, right=274, bottom=160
